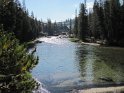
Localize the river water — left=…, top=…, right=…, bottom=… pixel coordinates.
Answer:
left=32, top=36, right=124, bottom=93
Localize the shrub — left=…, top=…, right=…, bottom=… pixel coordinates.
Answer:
left=0, top=27, right=38, bottom=93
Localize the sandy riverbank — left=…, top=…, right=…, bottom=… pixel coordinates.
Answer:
left=78, top=86, right=124, bottom=93
left=81, top=42, right=100, bottom=46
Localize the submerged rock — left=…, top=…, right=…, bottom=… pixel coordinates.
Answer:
left=99, top=77, right=113, bottom=82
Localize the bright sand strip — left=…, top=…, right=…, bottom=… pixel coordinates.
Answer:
left=81, top=42, right=100, bottom=46
left=79, top=86, right=124, bottom=93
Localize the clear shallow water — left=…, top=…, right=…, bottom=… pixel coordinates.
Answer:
left=32, top=37, right=124, bottom=93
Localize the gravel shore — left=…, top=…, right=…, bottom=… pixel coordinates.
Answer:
left=78, top=86, right=124, bottom=93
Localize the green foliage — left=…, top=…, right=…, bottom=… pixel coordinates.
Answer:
left=0, top=27, right=38, bottom=93
left=0, top=0, right=42, bottom=43
left=69, top=19, right=72, bottom=35
left=47, top=19, right=53, bottom=36
left=92, top=0, right=103, bottom=39
left=74, top=0, right=124, bottom=46
left=73, top=10, right=78, bottom=38
left=78, top=3, right=88, bottom=41
left=70, top=38, right=80, bottom=42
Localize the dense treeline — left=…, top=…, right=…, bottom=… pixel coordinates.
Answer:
left=0, top=0, right=40, bottom=92
left=0, top=0, right=42, bottom=43
left=0, top=0, right=68, bottom=91
left=73, top=0, right=124, bottom=46
left=43, top=19, right=69, bottom=36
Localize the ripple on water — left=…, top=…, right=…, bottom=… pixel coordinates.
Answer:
left=32, top=36, right=124, bottom=93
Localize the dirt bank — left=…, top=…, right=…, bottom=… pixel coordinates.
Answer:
left=78, top=86, right=124, bottom=93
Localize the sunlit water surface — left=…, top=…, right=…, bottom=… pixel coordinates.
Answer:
left=32, top=36, right=124, bottom=93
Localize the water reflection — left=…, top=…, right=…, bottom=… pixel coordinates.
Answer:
left=94, top=47, right=124, bottom=83
left=32, top=37, right=124, bottom=93
left=77, top=44, right=124, bottom=85
left=76, top=45, right=95, bottom=84
left=32, top=37, right=81, bottom=93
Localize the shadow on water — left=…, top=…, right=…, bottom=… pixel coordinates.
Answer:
left=77, top=44, right=124, bottom=86
left=32, top=37, right=124, bottom=93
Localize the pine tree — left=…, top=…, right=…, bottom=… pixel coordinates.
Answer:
left=73, top=9, right=78, bottom=37
left=47, top=19, right=53, bottom=36
left=109, top=0, right=120, bottom=44
left=98, top=0, right=105, bottom=39
left=0, top=0, right=43, bottom=42
left=78, top=3, right=88, bottom=41
left=104, top=0, right=111, bottom=41
left=69, top=19, right=72, bottom=35
left=76, top=0, right=124, bottom=45
left=14, top=0, right=23, bottom=41
left=22, top=10, right=32, bottom=42
left=92, top=0, right=102, bottom=39
left=88, top=9, right=93, bottom=38
left=0, top=0, right=16, bottom=32
left=0, top=27, right=38, bottom=93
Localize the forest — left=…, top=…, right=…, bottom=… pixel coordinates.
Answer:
left=0, top=0, right=40, bottom=92
left=73, top=0, right=124, bottom=46
left=0, top=0, right=66, bottom=92
left=0, top=0, right=124, bottom=93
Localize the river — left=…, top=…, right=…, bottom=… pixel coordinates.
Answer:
left=32, top=36, right=124, bottom=93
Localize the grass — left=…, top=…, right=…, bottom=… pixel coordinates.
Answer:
left=69, top=38, right=80, bottom=42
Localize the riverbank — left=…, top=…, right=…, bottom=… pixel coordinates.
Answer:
left=81, top=42, right=100, bottom=46
left=69, top=38, right=80, bottom=42
left=32, top=36, right=124, bottom=93
left=69, top=38, right=100, bottom=46
left=78, top=86, right=124, bottom=93
left=27, top=39, right=43, bottom=49
left=69, top=38, right=124, bottom=48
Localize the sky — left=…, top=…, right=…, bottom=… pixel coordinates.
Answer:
left=19, top=0, right=94, bottom=22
